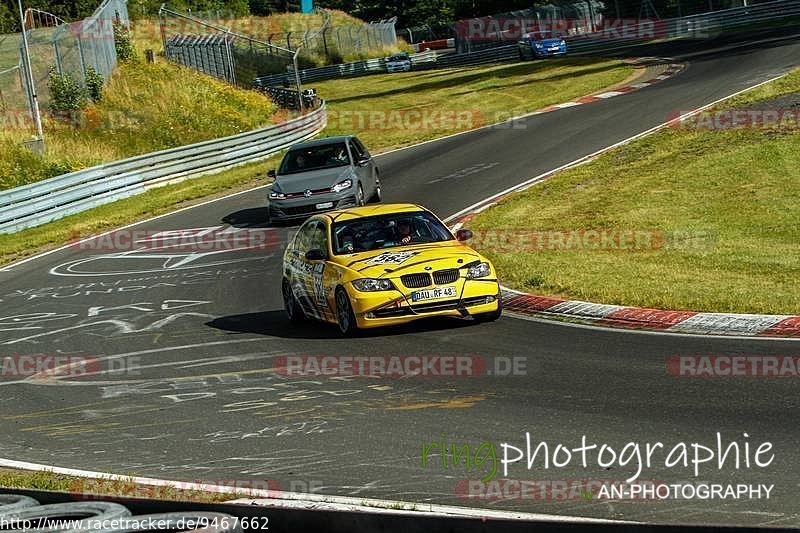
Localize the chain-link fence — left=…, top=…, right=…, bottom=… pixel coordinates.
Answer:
left=0, top=33, right=25, bottom=116
left=160, top=6, right=297, bottom=90
left=0, top=0, right=129, bottom=136
left=159, top=6, right=397, bottom=70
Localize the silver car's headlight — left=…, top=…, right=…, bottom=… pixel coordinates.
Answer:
left=331, top=179, right=353, bottom=193
left=269, top=189, right=286, bottom=200
left=352, top=278, right=394, bottom=292
left=466, top=261, right=492, bottom=279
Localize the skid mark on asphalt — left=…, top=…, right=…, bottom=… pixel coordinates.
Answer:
left=386, top=393, right=488, bottom=410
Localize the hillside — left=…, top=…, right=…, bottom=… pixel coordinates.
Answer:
left=0, top=59, right=276, bottom=190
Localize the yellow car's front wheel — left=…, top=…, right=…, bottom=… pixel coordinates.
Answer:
left=335, top=287, right=358, bottom=336
left=473, top=296, right=503, bottom=323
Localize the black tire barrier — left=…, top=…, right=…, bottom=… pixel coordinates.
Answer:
left=0, top=501, right=131, bottom=532
left=85, top=511, right=244, bottom=532
left=0, top=494, right=40, bottom=513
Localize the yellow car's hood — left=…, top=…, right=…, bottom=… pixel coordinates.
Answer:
left=334, top=242, right=484, bottom=278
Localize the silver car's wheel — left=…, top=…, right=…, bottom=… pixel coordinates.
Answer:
left=371, top=180, right=382, bottom=203
left=356, top=183, right=365, bottom=206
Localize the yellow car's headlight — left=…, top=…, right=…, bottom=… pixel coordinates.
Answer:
left=466, top=261, right=491, bottom=279
left=353, top=278, right=395, bottom=291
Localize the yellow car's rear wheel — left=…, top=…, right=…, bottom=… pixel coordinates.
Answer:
left=335, top=287, right=358, bottom=335
left=282, top=278, right=305, bottom=323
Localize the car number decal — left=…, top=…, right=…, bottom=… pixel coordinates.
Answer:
left=312, top=263, right=327, bottom=308
left=366, top=251, right=418, bottom=265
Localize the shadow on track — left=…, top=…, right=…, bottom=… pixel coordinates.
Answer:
left=206, top=310, right=478, bottom=339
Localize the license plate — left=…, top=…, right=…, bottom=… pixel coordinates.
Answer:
left=316, top=202, right=334, bottom=209
left=549, top=47, right=560, bottom=51
left=411, top=286, right=457, bottom=302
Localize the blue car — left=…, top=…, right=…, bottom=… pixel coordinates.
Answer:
left=517, top=32, right=567, bottom=59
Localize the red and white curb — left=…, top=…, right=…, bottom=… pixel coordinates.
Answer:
left=500, top=288, right=800, bottom=338
left=532, top=63, right=684, bottom=114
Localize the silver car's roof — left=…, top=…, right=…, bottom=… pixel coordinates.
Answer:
left=287, top=135, right=354, bottom=150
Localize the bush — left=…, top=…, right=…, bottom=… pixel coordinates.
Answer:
left=113, top=21, right=137, bottom=62
left=325, top=47, right=344, bottom=64
left=85, top=67, right=104, bottom=103
left=48, top=67, right=87, bottom=115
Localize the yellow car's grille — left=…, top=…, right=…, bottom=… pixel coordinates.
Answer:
left=433, top=268, right=459, bottom=284
left=401, top=273, right=431, bottom=288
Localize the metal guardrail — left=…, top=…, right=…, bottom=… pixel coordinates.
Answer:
left=0, top=104, right=327, bottom=234
left=565, top=0, right=800, bottom=55
left=255, top=50, right=438, bottom=86
left=431, top=45, right=517, bottom=68
left=463, top=0, right=800, bottom=56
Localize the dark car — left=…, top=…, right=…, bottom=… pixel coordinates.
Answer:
left=266, top=136, right=382, bottom=223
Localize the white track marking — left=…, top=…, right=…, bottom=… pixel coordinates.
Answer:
left=0, top=457, right=634, bottom=524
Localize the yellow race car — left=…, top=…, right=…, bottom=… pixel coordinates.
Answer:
left=281, top=203, right=502, bottom=334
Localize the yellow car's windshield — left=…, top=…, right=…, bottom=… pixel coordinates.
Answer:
left=332, top=211, right=454, bottom=254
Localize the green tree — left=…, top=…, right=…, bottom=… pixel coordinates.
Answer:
left=0, top=2, right=16, bottom=34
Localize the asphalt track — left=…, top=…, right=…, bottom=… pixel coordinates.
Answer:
left=1, top=34, right=800, bottom=527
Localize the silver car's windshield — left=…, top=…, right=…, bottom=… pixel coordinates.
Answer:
left=279, top=142, right=351, bottom=175
left=332, top=211, right=454, bottom=255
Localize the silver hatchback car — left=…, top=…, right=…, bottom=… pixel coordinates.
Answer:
left=267, top=136, right=381, bottom=223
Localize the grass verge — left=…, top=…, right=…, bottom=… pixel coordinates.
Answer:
left=0, top=468, right=240, bottom=503
left=315, top=57, right=634, bottom=151
left=0, top=57, right=634, bottom=266
left=468, top=68, right=800, bottom=314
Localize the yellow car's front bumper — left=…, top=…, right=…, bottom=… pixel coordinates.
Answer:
left=347, top=279, right=501, bottom=329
